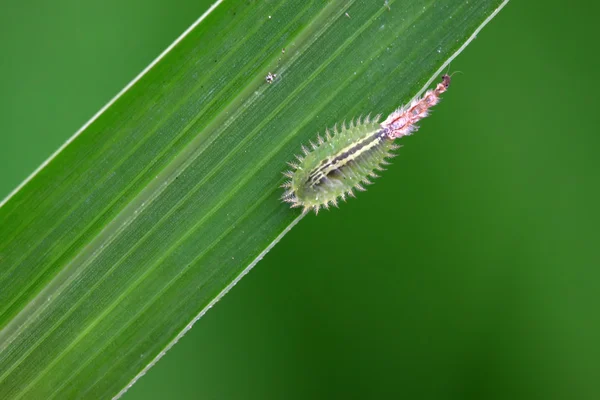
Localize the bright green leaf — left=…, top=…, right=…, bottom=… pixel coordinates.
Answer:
left=0, top=0, right=508, bottom=398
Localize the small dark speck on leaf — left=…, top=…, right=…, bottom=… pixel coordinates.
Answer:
left=265, top=72, right=277, bottom=84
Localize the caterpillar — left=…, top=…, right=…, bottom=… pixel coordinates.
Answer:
left=282, top=74, right=451, bottom=214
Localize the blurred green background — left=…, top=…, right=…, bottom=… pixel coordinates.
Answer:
left=2, top=0, right=600, bottom=399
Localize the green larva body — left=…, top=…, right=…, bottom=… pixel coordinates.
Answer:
left=281, top=116, right=398, bottom=213
left=282, top=74, right=451, bottom=214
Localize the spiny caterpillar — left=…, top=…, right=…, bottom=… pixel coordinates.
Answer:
left=282, top=74, right=451, bottom=214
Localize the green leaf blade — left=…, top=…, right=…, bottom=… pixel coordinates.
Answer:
left=0, top=0, right=508, bottom=398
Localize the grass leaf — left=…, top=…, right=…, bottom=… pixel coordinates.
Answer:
left=0, top=0, right=508, bottom=398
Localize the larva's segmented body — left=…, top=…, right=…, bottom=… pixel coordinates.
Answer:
left=282, top=75, right=451, bottom=214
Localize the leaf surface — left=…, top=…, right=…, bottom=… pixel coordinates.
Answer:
left=0, top=0, right=508, bottom=398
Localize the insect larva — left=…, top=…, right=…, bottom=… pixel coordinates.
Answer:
left=281, top=74, right=451, bottom=214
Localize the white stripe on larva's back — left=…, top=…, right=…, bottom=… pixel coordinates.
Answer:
left=307, top=130, right=385, bottom=188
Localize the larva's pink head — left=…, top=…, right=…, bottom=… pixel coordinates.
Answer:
left=434, top=74, right=451, bottom=95
left=442, top=74, right=451, bottom=89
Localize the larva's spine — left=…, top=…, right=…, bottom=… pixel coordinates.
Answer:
left=283, top=75, right=451, bottom=214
